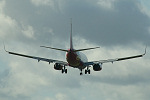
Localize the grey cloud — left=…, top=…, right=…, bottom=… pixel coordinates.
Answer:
left=53, top=76, right=81, bottom=88
left=62, top=0, right=150, bottom=46
left=84, top=73, right=150, bottom=86
left=3, top=0, right=68, bottom=47
left=4, top=0, right=150, bottom=47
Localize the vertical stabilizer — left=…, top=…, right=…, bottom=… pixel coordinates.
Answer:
left=70, top=19, right=73, bottom=50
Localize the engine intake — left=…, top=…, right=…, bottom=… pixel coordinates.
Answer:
left=54, top=63, right=63, bottom=70
left=93, top=64, right=102, bottom=71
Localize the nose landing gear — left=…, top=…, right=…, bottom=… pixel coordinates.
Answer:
left=80, top=69, right=83, bottom=75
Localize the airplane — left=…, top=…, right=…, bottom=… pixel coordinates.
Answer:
left=4, top=22, right=146, bottom=75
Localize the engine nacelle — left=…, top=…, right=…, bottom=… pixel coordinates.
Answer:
left=54, top=63, right=63, bottom=70
left=93, top=64, right=102, bottom=71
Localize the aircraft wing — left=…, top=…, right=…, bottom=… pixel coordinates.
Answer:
left=5, top=50, right=68, bottom=66
left=84, top=48, right=146, bottom=66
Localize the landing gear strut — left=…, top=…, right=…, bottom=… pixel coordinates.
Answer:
left=62, top=66, right=67, bottom=74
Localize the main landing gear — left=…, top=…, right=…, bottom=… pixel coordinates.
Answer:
left=85, top=67, right=90, bottom=75
left=80, top=67, right=90, bottom=75
left=85, top=69, right=90, bottom=74
left=62, top=66, right=67, bottom=74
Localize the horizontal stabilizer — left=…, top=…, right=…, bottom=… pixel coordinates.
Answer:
left=40, top=46, right=68, bottom=52
left=74, top=47, right=100, bottom=52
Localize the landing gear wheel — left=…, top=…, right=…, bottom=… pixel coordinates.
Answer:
left=65, top=69, right=67, bottom=74
left=85, top=70, right=87, bottom=74
left=88, top=69, right=90, bottom=74
left=62, top=69, right=64, bottom=73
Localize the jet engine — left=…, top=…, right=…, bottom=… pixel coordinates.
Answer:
left=54, top=63, right=63, bottom=70
left=93, top=64, right=102, bottom=71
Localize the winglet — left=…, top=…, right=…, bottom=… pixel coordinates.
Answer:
left=143, top=46, right=147, bottom=55
left=3, top=42, right=8, bottom=53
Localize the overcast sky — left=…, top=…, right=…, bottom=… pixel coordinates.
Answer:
left=0, top=0, right=150, bottom=100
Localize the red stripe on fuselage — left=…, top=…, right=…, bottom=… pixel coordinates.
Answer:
left=66, top=49, right=84, bottom=68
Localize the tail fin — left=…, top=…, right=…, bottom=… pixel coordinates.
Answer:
left=70, top=18, right=73, bottom=50
left=69, top=19, right=100, bottom=52
left=40, top=19, right=100, bottom=52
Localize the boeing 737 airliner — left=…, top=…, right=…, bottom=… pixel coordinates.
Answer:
left=4, top=22, right=146, bottom=75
